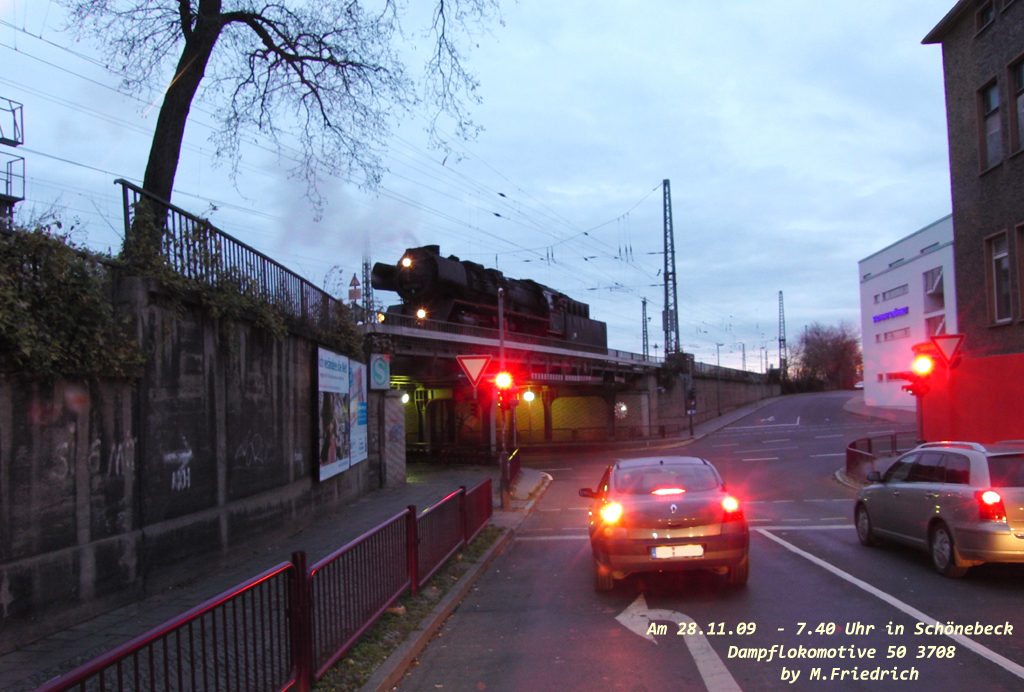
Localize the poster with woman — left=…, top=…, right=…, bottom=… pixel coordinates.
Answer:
left=318, top=348, right=350, bottom=480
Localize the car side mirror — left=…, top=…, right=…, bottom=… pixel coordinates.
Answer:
left=579, top=488, right=596, bottom=498
left=866, top=471, right=882, bottom=483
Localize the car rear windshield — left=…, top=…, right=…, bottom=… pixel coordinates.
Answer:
left=613, top=466, right=719, bottom=494
left=987, top=455, right=1024, bottom=487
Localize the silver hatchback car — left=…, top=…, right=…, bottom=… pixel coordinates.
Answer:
left=855, top=441, right=1024, bottom=577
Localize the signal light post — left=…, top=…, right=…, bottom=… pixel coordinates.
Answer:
left=902, top=352, right=935, bottom=443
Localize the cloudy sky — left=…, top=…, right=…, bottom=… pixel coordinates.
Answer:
left=0, top=0, right=957, bottom=370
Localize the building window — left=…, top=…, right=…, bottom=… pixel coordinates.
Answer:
left=989, top=234, right=1012, bottom=322
left=883, top=327, right=911, bottom=342
left=981, top=82, right=1003, bottom=169
left=923, top=266, right=945, bottom=312
left=1013, top=61, right=1024, bottom=152
left=978, top=1, right=996, bottom=30
left=925, top=314, right=947, bottom=336
left=874, top=284, right=909, bottom=303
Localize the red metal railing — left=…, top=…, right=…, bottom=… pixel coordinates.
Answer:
left=308, top=510, right=411, bottom=679
left=37, top=480, right=495, bottom=692
left=34, top=560, right=301, bottom=692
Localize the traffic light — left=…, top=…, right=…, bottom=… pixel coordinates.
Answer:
left=686, top=388, right=697, bottom=415
left=495, top=371, right=519, bottom=409
left=902, top=354, right=935, bottom=397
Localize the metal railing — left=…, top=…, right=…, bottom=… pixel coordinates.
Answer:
left=35, top=561, right=301, bottom=692
left=37, top=479, right=495, bottom=692
left=308, top=511, right=410, bottom=680
left=846, top=431, right=918, bottom=481
left=116, top=179, right=341, bottom=333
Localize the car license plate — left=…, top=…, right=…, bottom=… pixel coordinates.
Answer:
left=651, top=544, right=703, bottom=559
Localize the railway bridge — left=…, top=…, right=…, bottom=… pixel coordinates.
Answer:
left=365, top=313, right=773, bottom=461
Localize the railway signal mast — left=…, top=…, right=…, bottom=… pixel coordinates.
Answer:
left=778, top=290, right=788, bottom=379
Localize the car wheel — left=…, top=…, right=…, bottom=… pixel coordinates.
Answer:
left=725, top=554, right=749, bottom=586
left=855, top=504, right=882, bottom=547
left=593, top=558, right=614, bottom=592
left=930, top=523, right=968, bottom=578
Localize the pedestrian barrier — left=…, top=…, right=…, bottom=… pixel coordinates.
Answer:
left=36, top=478, right=493, bottom=692
left=846, top=431, right=917, bottom=481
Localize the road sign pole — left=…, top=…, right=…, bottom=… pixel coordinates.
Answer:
left=498, top=287, right=510, bottom=510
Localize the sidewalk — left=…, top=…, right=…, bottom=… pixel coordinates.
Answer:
left=0, top=396, right=776, bottom=692
left=0, top=465, right=543, bottom=692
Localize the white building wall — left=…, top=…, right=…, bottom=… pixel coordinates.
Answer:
left=858, top=215, right=956, bottom=410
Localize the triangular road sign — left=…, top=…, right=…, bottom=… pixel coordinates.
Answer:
left=931, top=334, right=964, bottom=366
left=457, top=355, right=492, bottom=388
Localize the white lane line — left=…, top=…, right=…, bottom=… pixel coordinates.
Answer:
left=771, top=500, right=796, bottom=503
left=738, top=446, right=799, bottom=453
left=728, top=423, right=800, bottom=430
left=758, top=529, right=1024, bottom=681
left=515, top=535, right=588, bottom=541
left=762, top=439, right=791, bottom=443
left=815, top=434, right=843, bottom=438
left=820, top=517, right=848, bottom=520
left=811, top=453, right=846, bottom=457
left=756, top=525, right=854, bottom=530
left=539, top=508, right=561, bottom=512
left=742, top=457, right=779, bottom=461
left=567, top=507, right=589, bottom=511
left=712, top=443, right=740, bottom=447
left=782, top=518, right=810, bottom=522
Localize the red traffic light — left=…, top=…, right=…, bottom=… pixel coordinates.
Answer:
left=494, top=372, right=518, bottom=408
left=495, top=372, right=513, bottom=388
left=912, top=355, right=934, bottom=376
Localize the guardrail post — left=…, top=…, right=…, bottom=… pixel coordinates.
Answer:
left=459, top=486, right=468, bottom=545
left=289, top=551, right=312, bottom=692
left=406, top=506, right=419, bottom=596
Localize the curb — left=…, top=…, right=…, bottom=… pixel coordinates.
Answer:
left=360, top=476, right=551, bottom=692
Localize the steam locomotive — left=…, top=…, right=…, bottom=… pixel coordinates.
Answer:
left=371, top=245, right=607, bottom=348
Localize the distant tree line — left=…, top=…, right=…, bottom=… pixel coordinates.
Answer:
left=785, top=321, right=862, bottom=392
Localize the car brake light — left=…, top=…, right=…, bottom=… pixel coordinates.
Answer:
left=976, top=490, right=1007, bottom=522
left=600, top=502, right=623, bottom=523
left=722, top=496, right=743, bottom=521
left=652, top=488, right=686, bottom=496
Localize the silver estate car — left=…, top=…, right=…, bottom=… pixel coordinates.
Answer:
left=579, top=456, right=749, bottom=591
left=855, top=441, right=1024, bottom=577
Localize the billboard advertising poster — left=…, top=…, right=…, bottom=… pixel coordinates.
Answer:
left=318, top=347, right=351, bottom=481
left=350, top=360, right=368, bottom=465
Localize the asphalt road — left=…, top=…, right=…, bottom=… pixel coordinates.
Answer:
left=395, top=392, right=1024, bottom=691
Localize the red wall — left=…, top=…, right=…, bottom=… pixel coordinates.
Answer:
left=923, top=352, right=1024, bottom=443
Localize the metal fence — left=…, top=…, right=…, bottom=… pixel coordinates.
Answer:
left=308, top=512, right=411, bottom=680
left=35, top=561, right=301, bottom=692
left=115, top=179, right=340, bottom=333
left=846, top=431, right=919, bottom=481
left=37, top=480, right=494, bottom=692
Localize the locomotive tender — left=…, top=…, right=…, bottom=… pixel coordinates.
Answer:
left=371, top=245, right=608, bottom=348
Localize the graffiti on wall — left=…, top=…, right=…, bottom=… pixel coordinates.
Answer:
left=233, top=431, right=267, bottom=468
left=163, top=435, right=193, bottom=491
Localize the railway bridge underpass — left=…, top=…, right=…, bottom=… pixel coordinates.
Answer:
left=365, top=314, right=777, bottom=462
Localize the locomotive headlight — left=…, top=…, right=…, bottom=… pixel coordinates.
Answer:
left=401, top=257, right=412, bottom=268
left=416, top=308, right=427, bottom=319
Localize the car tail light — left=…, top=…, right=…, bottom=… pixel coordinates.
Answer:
left=976, top=490, right=1007, bottom=522
left=722, top=496, right=743, bottom=522
left=652, top=488, right=686, bottom=496
left=600, top=502, right=623, bottom=523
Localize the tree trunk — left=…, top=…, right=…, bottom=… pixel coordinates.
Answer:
left=128, top=13, right=222, bottom=264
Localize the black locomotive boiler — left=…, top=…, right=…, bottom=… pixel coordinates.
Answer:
left=371, top=245, right=607, bottom=348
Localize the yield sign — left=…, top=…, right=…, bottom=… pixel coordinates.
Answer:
left=931, top=334, right=964, bottom=366
left=456, top=355, right=492, bottom=387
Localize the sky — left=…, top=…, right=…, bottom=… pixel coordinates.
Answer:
left=0, top=0, right=958, bottom=371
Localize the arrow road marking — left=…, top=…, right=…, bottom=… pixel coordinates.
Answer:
left=616, top=594, right=743, bottom=692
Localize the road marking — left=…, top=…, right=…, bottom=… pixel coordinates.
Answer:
left=515, top=535, right=588, bottom=541
left=712, top=443, right=739, bottom=447
left=762, top=438, right=791, bottom=443
left=781, top=518, right=810, bottom=522
left=820, top=517, right=847, bottom=520
left=539, top=508, right=561, bottom=512
left=771, top=500, right=796, bottom=503
left=616, top=594, right=743, bottom=692
left=758, top=529, right=1024, bottom=681
left=811, top=453, right=845, bottom=457
left=815, top=434, right=843, bottom=438
left=742, top=457, right=779, bottom=461
left=567, top=507, right=589, bottom=511
left=756, top=525, right=854, bottom=530
left=728, top=423, right=799, bottom=430
left=738, top=446, right=799, bottom=453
